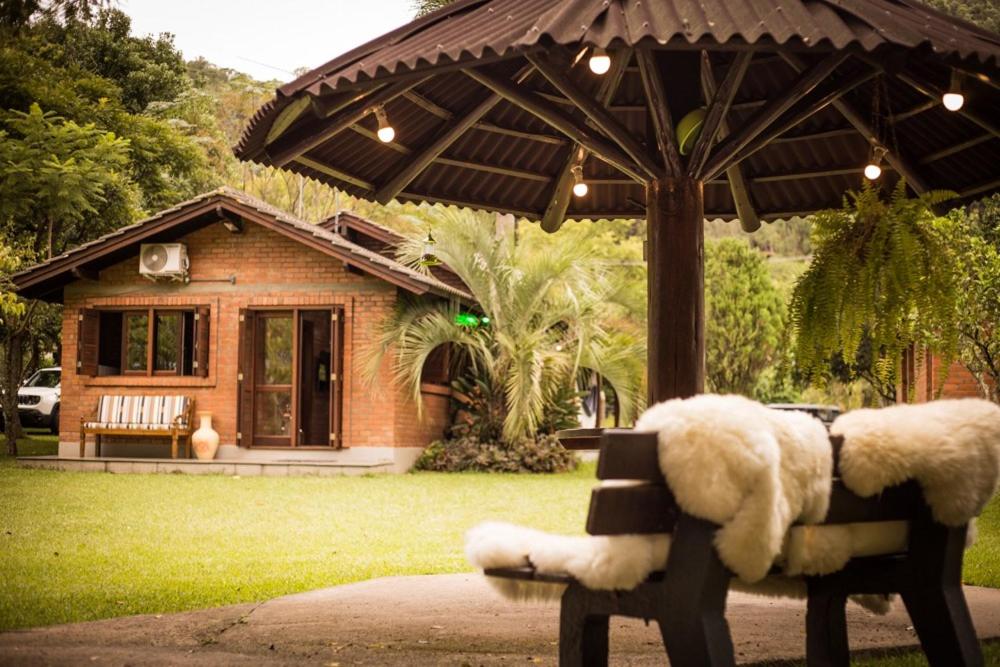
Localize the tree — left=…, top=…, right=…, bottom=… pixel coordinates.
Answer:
left=791, top=182, right=959, bottom=396
left=0, top=104, right=132, bottom=454
left=704, top=238, right=787, bottom=397
left=366, top=208, right=645, bottom=445
left=948, top=195, right=1000, bottom=402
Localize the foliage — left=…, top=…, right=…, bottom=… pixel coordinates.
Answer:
left=922, top=0, right=1000, bottom=35
left=947, top=195, right=1000, bottom=402
left=704, top=238, right=787, bottom=397
left=791, top=182, right=959, bottom=390
left=414, top=434, right=577, bottom=473
left=366, top=207, right=645, bottom=445
left=0, top=245, right=24, bottom=326
left=0, top=103, right=133, bottom=257
left=412, top=0, right=453, bottom=17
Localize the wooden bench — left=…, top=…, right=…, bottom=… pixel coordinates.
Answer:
left=486, top=429, right=983, bottom=667
left=79, top=395, right=194, bottom=459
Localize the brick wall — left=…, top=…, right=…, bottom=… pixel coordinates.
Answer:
left=60, top=220, right=448, bottom=451
left=898, top=347, right=987, bottom=403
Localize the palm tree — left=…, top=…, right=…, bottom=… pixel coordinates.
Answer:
left=365, top=207, right=645, bottom=444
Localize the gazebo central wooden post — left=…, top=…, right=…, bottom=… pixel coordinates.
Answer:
left=638, top=49, right=707, bottom=404
left=646, top=176, right=705, bottom=404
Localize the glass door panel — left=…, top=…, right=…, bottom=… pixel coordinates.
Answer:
left=253, top=313, right=294, bottom=446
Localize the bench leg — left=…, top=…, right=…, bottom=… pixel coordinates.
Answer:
left=657, top=513, right=735, bottom=667
left=79, top=428, right=86, bottom=458
left=185, top=436, right=191, bottom=459
left=559, top=585, right=609, bottom=667
left=95, top=434, right=101, bottom=458
left=171, top=433, right=178, bottom=460
left=901, top=585, right=981, bottom=667
left=901, top=521, right=982, bottom=667
left=805, top=586, right=849, bottom=667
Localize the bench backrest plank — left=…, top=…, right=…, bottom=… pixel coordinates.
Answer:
left=588, top=430, right=927, bottom=536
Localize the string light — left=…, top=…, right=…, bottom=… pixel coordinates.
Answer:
left=865, top=146, right=887, bottom=181
left=571, top=165, right=588, bottom=197
left=588, top=47, right=611, bottom=75
left=943, top=69, right=964, bottom=111
left=374, top=105, right=395, bottom=143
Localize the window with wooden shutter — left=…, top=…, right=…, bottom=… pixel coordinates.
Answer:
left=193, top=306, right=211, bottom=378
left=237, top=309, right=255, bottom=446
left=76, top=309, right=100, bottom=376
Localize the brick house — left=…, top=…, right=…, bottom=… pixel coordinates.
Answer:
left=899, top=346, right=992, bottom=403
left=13, top=187, right=471, bottom=471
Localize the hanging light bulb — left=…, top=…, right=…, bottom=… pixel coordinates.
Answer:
left=571, top=165, right=588, bottom=197
left=374, top=105, right=395, bottom=143
left=588, top=47, right=611, bottom=75
left=942, top=69, right=964, bottom=111
left=864, top=146, right=886, bottom=181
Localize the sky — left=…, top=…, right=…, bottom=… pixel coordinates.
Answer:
left=122, top=0, right=416, bottom=82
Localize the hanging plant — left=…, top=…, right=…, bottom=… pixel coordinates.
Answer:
left=791, top=181, right=959, bottom=390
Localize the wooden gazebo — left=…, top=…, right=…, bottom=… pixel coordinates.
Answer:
left=236, top=0, right=1000, bottom=404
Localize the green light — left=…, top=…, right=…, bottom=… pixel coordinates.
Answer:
left=454, top=313, right=480, bottom=327
left=480, top=316, right=490, bottom=325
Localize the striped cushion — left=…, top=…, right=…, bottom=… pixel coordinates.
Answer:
left=93, top=395, right=190, bottom=428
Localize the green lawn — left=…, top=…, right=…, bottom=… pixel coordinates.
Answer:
left=2, top=430, right=999, bottom=667
left=0, top=432, right=595, bottom=631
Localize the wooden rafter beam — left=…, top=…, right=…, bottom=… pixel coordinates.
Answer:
left=266, top=77, right=430, bottom=167
left=890, top=99, right=938, bottom=124
left=782, top=53, right=929, bottom=195
left=540, top=50, right=631, bottom=233
left=706, top=65, right=881, bottom=181
left=463, top=67, right=647, bottom=184
left=526, top=51, right=662, bottom=181
left=699, top=51, right=760, bottom=233
left=293, top=156, right=375, bottom=191
left=771, top=127, right=858, bottom=144
left=960, top=178, right=1000, bottom=199
left=701, top=52, right=849, bottom=182
left=636, top=48, right=684, bottom=177
left=919, top=134, right=995, bottom=164
left=688, top=52, right=752, bottom=179
left=375, top=66, right=534, bottom=204
left=895, top=71, right=1000, bottom=140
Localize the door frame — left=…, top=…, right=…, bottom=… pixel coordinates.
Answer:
left=239, top=304, right=347, bottom=449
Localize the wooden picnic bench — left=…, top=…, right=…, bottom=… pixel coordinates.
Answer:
left=486, top=429, right=982, bottom=667
left=79, top=395, right=195, bottom=459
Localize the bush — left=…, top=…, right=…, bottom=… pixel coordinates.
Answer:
left=413, top=435, right=578, bottom=473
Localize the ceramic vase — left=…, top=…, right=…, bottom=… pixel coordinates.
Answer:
left=192, top=411, right=220, bottom=461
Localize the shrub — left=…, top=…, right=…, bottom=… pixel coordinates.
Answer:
left=413, top=435, right=578, bottom=473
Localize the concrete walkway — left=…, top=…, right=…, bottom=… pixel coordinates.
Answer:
left=2, top=574, right=1000, bottom=665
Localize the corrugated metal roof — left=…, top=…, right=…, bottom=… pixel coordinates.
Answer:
left=13, top=187, right=472, bottom=302
left=235, top=0, right=1000, bottom=224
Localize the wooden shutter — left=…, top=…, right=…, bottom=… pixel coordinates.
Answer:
left=330, top=307, right=345, bottom=449
left=76, top=309, right=99, bottom=376
left=237, top=309, right=255, bottom=446
left=193, top=306, right=211, bottom=378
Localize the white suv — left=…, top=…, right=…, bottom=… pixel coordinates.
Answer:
left=17, top=367, right=61, bottom=434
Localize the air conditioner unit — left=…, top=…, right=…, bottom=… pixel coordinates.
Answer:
left=139, top=243, right=189, bottom=280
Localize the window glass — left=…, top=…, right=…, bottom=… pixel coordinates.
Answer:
left=154, top=312, right=181, bottom=372
left=25, top=370, right=60, bottom=388
left=125, top=313, right=149, bottom=371
left=254, top=391, right=292, bottom=436
left=261, top=316, right=293, bottom=385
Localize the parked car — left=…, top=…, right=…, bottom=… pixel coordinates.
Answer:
left=16, top=367, right=61, bottom=434
left=768, top=403, right=841, bottom=427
